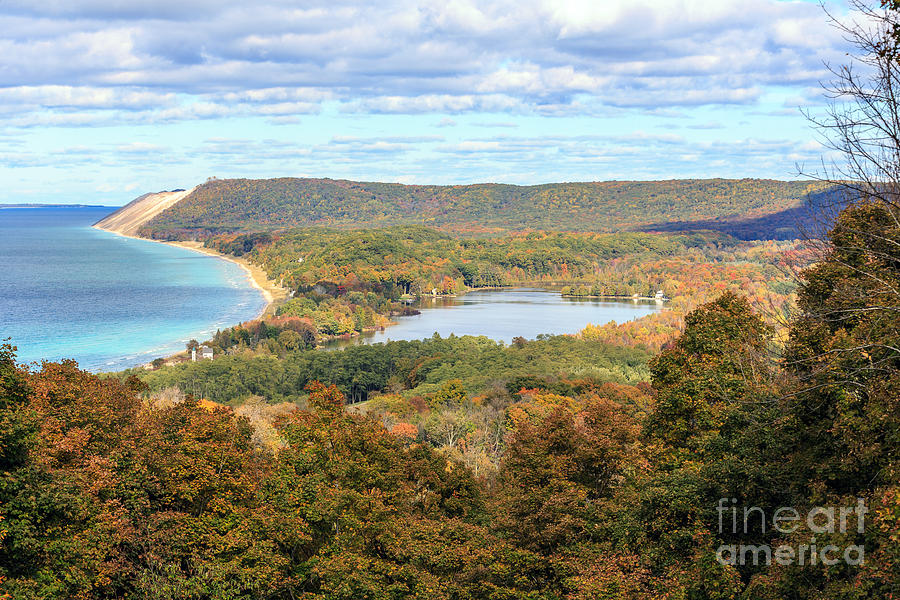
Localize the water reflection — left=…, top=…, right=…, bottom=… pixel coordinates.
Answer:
left=326, top=288, right=661, bottom=349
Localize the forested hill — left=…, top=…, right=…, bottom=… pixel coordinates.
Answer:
left=136, top=177, right=838, bottom=240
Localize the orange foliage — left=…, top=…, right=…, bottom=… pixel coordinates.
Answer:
left=389, top=422, right=418, bottom=440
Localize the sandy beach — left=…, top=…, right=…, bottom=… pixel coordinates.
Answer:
left=92, top=187, right=289, bottom=321
left=166, top=240, right=290, bottom=319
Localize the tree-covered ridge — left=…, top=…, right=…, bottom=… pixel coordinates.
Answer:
left=138, top=177, right=833, bottom=240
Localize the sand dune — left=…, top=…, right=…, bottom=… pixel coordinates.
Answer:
left=92, top=186, right=290, bottom=320
left=94, top=187, right=195, bottom=236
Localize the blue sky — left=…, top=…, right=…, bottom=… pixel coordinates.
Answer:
left=0, top=0, right=855, bottom=205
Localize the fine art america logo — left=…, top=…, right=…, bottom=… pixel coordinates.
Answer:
left=715, top=498, right=867, bottom=567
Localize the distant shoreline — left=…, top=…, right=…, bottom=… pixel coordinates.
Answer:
left=562, top=293, right=668, bottom=302
left=1, top=204, right=114, bottom=209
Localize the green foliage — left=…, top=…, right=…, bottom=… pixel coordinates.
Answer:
left=634, top=295, right=791, bottom=590
left=770, top=200, right=900, bottom=597
left=645, top=292, right=774, bottom=449
left=210, top=316, right=317, bottom=355
left=785, top=201, right=900, bottom=496
left=0, top=343, right=35, bottom=471
left=428, top=379, right=467, bottom=409
left=138, top=177, right=834, bottom=240
left=129, top=333, right=652, bottom=406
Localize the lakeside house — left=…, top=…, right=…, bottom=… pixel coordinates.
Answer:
left=191, top=347, right=215, bottom=361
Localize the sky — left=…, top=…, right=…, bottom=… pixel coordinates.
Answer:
left=0, top=0, right=858, bottom=205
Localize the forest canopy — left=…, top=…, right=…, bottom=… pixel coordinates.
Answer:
left=137, top=177, right=837, bottom=240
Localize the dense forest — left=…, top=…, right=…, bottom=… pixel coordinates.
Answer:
left=195, top=227, right=803, bottom=341
left=2, top=192, right=899, bottom=597
left=12, top=160, right=880, bottom=600
left=129, top=333, right=653, bottom=405
left=137, top=178, right=835, bottom=240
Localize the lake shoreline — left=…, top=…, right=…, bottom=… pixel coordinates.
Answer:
left=562, top=293, right=668, bottom=302
left=92, top=227, right=292, bottom=368
left=166, top=240, right=291, bottom=319
left=92, top=227, right=290, bottom=321
left=5, top=207, right=280, bottom=372
left=324, top=287, right=664, bottom=350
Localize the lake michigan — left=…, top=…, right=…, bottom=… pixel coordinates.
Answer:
left=0, top=206, right=267, bottom=371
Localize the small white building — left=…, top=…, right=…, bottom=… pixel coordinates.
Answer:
left=192, top=347, right=214, bottom=361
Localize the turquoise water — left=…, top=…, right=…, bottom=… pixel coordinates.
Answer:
left=329, top=288, right=662, bottom=348
left=0, top=207, right=267, bottom=372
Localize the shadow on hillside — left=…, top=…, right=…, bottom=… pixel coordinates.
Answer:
left=635, top=188, right=849, bottom=240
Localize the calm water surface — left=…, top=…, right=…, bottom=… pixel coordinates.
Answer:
left=0, top=206, right=267, bottom=371
left=329, top=288, right=662, bottom=348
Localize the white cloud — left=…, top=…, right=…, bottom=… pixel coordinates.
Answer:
left=0, top=0, right=853, bottom=123
left=0, top=0, right=859, bottom=196
left=0, top=86, right=176, bottom=109
left=345, top=94, right=524, bottom=114
left=115, top=142, right=168, bottom=153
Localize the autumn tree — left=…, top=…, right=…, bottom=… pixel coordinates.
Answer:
left=0, top=357, right=296, bottom=599
left=645, top=292, right=776, bottom=451
left=269, top=382, right=549, bottom=598
left=494, top=391, right=641, bottom=555
left=640, top=294, right=787, bottom=591
left=0, top=343, right=34, bottom=473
